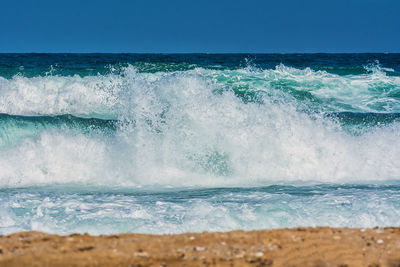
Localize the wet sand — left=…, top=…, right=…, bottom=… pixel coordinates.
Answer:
left=0, top=227, right=399, bottom=266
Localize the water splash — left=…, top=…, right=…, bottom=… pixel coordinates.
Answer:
left=0, top=65, right=399, bottom=188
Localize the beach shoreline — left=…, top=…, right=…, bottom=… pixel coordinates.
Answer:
left=1, top=227, right=399, bottom=266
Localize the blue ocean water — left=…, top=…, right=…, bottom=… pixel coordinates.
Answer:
left=0, top=54, right=400, bottom=235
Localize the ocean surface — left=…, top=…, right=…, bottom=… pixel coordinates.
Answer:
left=0, top=53, right=400, bottom=235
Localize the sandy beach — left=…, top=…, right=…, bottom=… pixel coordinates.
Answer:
left=0, top=227, right=399, bottom=266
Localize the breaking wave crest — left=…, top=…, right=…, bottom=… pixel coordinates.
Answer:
left=0, top=65, right=400, bottom=188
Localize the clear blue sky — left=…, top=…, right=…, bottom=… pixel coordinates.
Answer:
left=0, top=0, right=399, bottom=53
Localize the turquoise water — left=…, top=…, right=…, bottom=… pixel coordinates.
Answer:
left=0, top=54, right=400, bottom=235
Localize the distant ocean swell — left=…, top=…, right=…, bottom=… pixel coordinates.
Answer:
left=1, top=64, right=400, bottom=188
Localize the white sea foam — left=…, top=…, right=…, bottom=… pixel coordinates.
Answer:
left=0, top=64, right=399, bottom=117
left=0, top=74, right=121, bottom=118
left=1, top=186, right=399, bottom=235
left=0, top=66, right=400, bottom=187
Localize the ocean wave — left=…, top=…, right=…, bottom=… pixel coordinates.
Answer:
left=0, top=65, right=400, bottom=187
left=1, top=111, right=398, bottom=149
left=0, top=114, right=117, bottom=148
left=0, top=64, right=399, bottom=119
left=1, top=184, right=399, bottom=235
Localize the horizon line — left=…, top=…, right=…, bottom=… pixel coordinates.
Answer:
left=1, top=52, right=399, bottom=55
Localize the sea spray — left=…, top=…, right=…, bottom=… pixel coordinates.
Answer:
left=1, top=65, right=400, bottom=187
left=0, top=54, right=399, bottom=235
